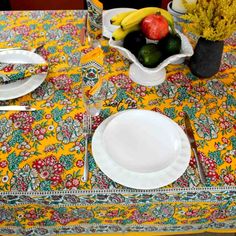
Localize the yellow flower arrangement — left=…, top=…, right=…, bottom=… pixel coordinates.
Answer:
left=181, top=0, right=236, bottom=41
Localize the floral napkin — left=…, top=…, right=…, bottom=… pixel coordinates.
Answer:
left=80, top=47, right=104, bottom=96
left=86, top=0, right=103, bottom=40
left=0, top=62, right=48, bottom=85
left=86, top=0, right=103, bottom=29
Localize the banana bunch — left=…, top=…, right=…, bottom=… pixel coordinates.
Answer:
left=112, top=25, right=140, bottom=41
left=110, top=7, right=175, bottom=41
left=110, top=10, right=136, bottom=25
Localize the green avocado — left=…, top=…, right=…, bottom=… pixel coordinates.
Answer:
left=138, top=43, right=163, bottom=68
left=158, top=33, right=181, bottom=58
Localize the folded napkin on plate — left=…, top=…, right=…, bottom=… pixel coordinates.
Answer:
left=0, top=62, right=48, bottom=85
left=80, top=47, right=104, bottom=95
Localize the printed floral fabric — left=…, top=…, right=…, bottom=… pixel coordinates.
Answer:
left=0, top=10, right=235, bottom=235
left=0, top=63, right=48, bottom=85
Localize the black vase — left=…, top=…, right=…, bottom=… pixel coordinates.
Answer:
left=189, top=37, right=224, bottom=78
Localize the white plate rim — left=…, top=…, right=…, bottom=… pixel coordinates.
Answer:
left=92, top=109, right=191, bottom=189
left=0, top=50, right=48, bottom=101
left=102, top=8, right=136, bottom=39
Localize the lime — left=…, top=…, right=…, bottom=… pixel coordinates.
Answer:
left=158, top=33, right=181, bottom=57
left=138, top=43, right=163, bottom=68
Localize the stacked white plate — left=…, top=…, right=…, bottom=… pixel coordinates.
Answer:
left=0, top=50, right=47, bottom=101
left=92, top=109, right=191, bottom=189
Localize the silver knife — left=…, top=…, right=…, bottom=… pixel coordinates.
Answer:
left=0, top=106, right=36, bottom=111
left=184, top=113, right=207, bottom=185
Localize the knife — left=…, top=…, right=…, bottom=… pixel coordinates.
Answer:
left=0, top=106, right=36, bottom=111
left=184, top=113, right=207, bottom=185
left=80, top=13, right=88, bottom=46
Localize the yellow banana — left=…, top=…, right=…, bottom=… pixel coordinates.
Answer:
left=110, top=10, right=137, bottom=25
left=112, top=25, right=140, bottom=41
left=121, top=7, right=175, bottom=33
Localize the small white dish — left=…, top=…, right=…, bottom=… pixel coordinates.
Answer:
left=109, top=29, right=193, bottom=87
left=0, top=50, right=48, bottom=101
left=102, top=8, right=136, bottom=39
left=92, top=109, right=191, bottom=189
left=167, top=1, right=187, bottom=31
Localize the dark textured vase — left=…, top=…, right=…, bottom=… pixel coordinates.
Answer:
left=189, top=37, right=224, bottom=78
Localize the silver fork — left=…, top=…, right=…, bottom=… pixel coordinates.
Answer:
left=82, top=113, right=92, bottom=182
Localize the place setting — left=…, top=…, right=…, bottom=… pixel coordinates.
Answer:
left=79, top=4, right=209, bottom=190
left=0, top=45, right=48, bottom=111
left=79, top=43, right=193, bottom=190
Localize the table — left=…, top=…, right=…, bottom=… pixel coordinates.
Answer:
left=0, top=10, right=235, bottom=236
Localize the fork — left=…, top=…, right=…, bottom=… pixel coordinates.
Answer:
left=82, top=113, right=92, bottom=182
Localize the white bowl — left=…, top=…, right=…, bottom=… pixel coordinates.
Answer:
left=167, top=1, right=188, bottom=31
left=109, top=29, right=193, bottom=86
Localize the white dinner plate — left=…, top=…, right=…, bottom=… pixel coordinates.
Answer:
left=0, top=50, right=48, bottom=101
left=92, top=109, right=191, bottom=189
left=102, top=8, right=136, bottom=38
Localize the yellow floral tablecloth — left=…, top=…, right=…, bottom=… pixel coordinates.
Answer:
left=0, top=10, right=235, bottom=235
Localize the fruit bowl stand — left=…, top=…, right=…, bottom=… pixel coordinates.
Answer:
left=109, top=29, right=193, bottom=86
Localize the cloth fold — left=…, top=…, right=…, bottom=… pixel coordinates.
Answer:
left=80, top=47, right=104, bottom=96
left=0, top=62, right=48, bottom=85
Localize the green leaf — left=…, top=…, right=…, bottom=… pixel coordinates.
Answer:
left=7, top=152, right=23, bottom=172
left=164, top=107, right=177, bottom=119
left=230, top=136, right=236, bottom=150
left=89, top=218, right=101, bottom=224
left=0, top=24, right=6, bottom=31
left=177, top=87, right=190, bottom=101
left=99, top=108, right=111, bottom=119
left=209, top=150, right=223, bottom=165
left=59, top=154, right=74, bottom=170
left=63, top=46, right=73, bottom=54
left=32, top=110, right=44, bottom=121
left=43, top=23, right=53, bottom=31
left=70, top=74, right=80, bottom=82
left=51, top=90, right=66, bottom=103
left=115, top=88, right=128, bottom=102
left=40, top=180, right=52, bottom=191
left=8, top=130, right=24, bottom=147
left=226, top=94, right=236, bottom=107
left=183, top=106, right=197, bottom=119
left=51, top=107, right=66, bottom=122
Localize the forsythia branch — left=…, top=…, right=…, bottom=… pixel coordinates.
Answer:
left=181, top=0, right=236, bottom=40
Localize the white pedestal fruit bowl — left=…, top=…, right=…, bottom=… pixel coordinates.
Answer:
left=109, top=29, right=193, bottom=87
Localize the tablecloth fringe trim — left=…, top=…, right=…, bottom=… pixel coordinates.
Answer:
left=0, top=199, right=230, bottom=207
left=0, top=220, right=236, bottom=231
left=0, top=186, right=235, bottom=196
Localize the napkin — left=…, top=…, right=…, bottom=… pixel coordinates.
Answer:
left=80, top=47, right=104, bottom=96
left=87, top=0, right=103, bottom=29
left=0, top=62, right=48, bottom=85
